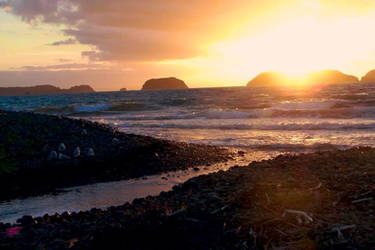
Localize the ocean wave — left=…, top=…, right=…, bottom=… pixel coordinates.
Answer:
left=33, top=105, right=74, bottom=113
left=74, top=104, right=111, bottom=112
left=228, top=142, right=349, bottom=151
left=117, top=121, right=375, bottom=131
left=33, top=102, right=149, bottom=114
left=107, top=106, right=375, bottom=121
left=270, top=100, right=337, bottom=110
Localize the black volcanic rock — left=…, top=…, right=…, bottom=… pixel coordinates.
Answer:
left=142, top=77, right=188, bottom=90
left=0, top=84, right=95, bottom=96
left=247, top=70, right=358, bottom=87
left=361, top=69, right=375, bottom=83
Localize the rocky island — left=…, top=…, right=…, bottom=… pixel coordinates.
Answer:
left=247, top=70, right=359, bottom=87
left=0, top=84, right=95, bottom=96
left=361, top=69, right=375, bottom=83
left=141, top=77, right=188, bottom=90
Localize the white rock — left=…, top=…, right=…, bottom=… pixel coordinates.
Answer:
left=73, top=147, right=81, bottom=158
left=48, top=151, right=58, bottom=160
left=87, top=148, right=95, bottom=157
left=58, top=143, right=66, bottom=152
left=58, top=153, right=71, bottom=160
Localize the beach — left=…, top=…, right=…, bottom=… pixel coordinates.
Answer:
left=0, top=145, right=373, bottom=249
left=0, top=110, right=230, bottom=200
left=0, top=86, right=374, bottom=249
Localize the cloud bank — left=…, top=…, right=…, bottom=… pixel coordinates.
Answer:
left=1, top=0, right=252, bottom=62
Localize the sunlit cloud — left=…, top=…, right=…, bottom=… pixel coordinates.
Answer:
left=1, top=0, right=375, bottom=89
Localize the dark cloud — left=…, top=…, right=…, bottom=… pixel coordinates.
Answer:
left=1, top=0, right=255, bottom=62
left=48, top=38, right=76, bottom=46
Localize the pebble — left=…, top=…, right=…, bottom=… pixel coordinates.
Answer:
left=112, top=138, right=120, bottom=144
left=73, top=147, right=81, bottom=158
left=48, top=151, right=58, bottom=160
left=58, top=143, right=66, bottom=152
left=87, top=148, right=95, bottom=157
left=82, top=129, right=88, bottom=135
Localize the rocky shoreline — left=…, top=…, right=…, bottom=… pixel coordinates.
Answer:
left=0, top=110, right=231, bottom=200
left=0, top=147, right=374, bottom=249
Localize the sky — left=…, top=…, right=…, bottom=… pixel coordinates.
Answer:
left=1, top=0, right=375, bottom=91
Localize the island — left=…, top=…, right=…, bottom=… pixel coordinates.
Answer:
left=120, top=88, right=127, bottom=91
left=360, top=69, right=375, bottom=83
left=306, top=70, right=359, bottom=85
left=141, top=77, right=188, bottom=90
left=0, top=84, right=95, bottom=96
left=247, top=70, right=359, bottom=87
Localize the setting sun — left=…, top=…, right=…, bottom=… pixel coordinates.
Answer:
left=2, top=0, right=375, bottom=89
left=1, top=1, right=375, bottom=249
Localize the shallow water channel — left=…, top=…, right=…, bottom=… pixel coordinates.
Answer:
left=0, top=150, right=278, bottom=223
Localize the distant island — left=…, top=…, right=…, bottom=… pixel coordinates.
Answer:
left=141, top=77, right=188, bottom=90
left=0, top=84, right=95, bottom=96
left=247, top=70, right=359, bottom=87
left=361, top=69, right=375, bottom=83
left=120, top=88, right=127, bottom=91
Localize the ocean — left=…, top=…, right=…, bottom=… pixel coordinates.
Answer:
left=2, top=83, right=375, bottom=222
left=1, top=83, right=375, bottom=153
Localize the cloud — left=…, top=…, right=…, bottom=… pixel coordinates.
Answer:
left=13, top=63, right=107, bottom=71
left=47, top=38, right=76, bottom=46
left=57, top=58, right=72, bottom=62
left=0, top=0, right=256, bottom=62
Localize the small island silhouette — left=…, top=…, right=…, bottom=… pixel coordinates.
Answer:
left=141, top=77, right=188, bottom=90
left=361, top=69, right=375, bottom=83
left=0, top=84, right=95, bottom=96
left=247, top=70, right=359, bottom=87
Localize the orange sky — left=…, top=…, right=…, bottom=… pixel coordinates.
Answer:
left=1, top=0, right=375, bottom=90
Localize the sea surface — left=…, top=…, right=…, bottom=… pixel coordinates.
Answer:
left=2, top=83, right=375, bottom=222
left=1, top=83, right=375, bottom=152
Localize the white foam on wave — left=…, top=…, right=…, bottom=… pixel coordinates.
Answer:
left=203, top=109, right=256, bottom=119
left=271, top=100, right=337, bottom=111
left=116, top=119, right=375, bottom=131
